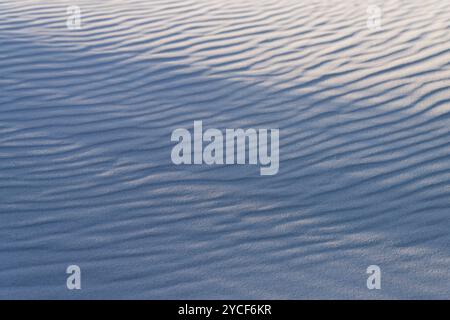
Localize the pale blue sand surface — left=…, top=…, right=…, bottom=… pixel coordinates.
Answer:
left=0, top=0, right=450, bottom=299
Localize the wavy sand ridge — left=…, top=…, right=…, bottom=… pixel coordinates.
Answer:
left=0, top=0, right=449, bottom=298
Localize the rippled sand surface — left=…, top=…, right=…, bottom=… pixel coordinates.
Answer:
left=1, top=0, right=450, bottom=299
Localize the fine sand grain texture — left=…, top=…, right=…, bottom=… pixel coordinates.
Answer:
left=0, top=0, right=449, bottom=299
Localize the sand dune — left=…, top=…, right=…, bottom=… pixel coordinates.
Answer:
left=0, top=0, right=450, bottom=298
